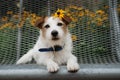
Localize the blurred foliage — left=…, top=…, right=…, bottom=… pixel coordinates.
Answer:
left=118, top=2, right=120, bottom=18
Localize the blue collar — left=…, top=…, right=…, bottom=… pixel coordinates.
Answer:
left=39, top=45, right=64, bottom=52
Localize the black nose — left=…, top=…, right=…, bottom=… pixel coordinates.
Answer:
left=51, top=30, right=58, bottom=37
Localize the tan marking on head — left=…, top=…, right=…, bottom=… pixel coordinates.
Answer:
left=41, top=28, right=47, bottom=38
left=62, top=23, right=68, bottom=35
left=62, top=15, right=72, bottom=25
left=35, top=17, right=45, bottom=29
left=40, top=17, right=49, bottom=38
left=35, top=17, right=49, bottom=39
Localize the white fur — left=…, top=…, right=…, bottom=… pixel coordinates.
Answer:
left=16, top=17, right=79, bottom=72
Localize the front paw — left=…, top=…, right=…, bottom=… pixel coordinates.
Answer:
left=16, top=55, right=32, bottom=64
left=47, top=62, right=59, bottom=73
left=16, top=58, right=27, bottom=64
left=67, top=63, right=80, bottom=72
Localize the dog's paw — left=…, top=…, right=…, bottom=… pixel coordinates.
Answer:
left=16, top=55, right=32, bottom=64
left=47, top=62, right=59, bottom=73
left=16, top=59, right=26, bottom=64
left=67, top=63, right=79, bottom=72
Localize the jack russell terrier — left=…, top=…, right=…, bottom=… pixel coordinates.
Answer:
left=16, top=15, right=79, bottom=73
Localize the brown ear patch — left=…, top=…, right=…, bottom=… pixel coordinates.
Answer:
left=62, top=15, right=72, bottom=25
left=35, top=17, right=45, bottom=29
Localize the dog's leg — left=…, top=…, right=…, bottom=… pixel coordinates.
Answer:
left=46, top=59, right=59, bottom=73
left=67, top=54, right=79, bottom=72
left=35, top=52, right=59, bottom=72
left=16, top=49, right=34, bottom=64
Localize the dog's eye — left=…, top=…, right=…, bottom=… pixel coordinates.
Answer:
left=57, top=23, right=63, bottom=26
left=44, top=24, right=50, bottom=28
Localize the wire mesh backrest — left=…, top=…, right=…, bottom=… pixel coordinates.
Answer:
left=0, top=0, right=120, bottom=64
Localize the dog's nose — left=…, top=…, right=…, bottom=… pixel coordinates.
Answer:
left=51, top=30, right=58, bottom=37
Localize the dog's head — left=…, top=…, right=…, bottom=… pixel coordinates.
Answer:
left=35, top=16, right=71, bottom=41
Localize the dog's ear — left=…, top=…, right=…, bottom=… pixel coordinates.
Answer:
left=35, top=17, right=45, bottom=29
left=62, top=15, right=72, bottom=25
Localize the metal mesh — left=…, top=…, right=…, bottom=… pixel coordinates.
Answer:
left=0, top=0, right=19, bottom=64
left=0, top=0, right=120, bottom=64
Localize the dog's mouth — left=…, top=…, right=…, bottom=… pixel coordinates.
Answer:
left=52, top=37, right=59, bottom=40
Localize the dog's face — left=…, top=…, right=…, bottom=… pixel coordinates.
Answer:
left=35, top=16, right=71, bottom=41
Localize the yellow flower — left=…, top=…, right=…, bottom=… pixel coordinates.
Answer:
left=97, top=22, right=102, bottom=26
left=18, top=21, right=24, bottom=28
left=102, top=16, right=108, bottom=21
left=96, top=10, right=105, bottom=15
left=66, top=13, right=71, bottom=16
left=65, top=7, right=70, bottom=12
left=78, top=7, right=83, bottom=10
left=71, top=35, right=77, bottom=41
left=85, top=9, right=89, bottom=16
left=1, top=16, right=8, bottom=22
left=89, top=12, right=96, bottom=18
left=79, top=11, right=84, bottom=17
left=23, top=11, right=29, bottom=18
left=30, top=19, right=36, bottom=26
left=71, top=17, right=77, bottom=22
left=69, top=23, right=76, bottom=28
left=53, top=9, right=65, bottom=19
left=117, top=8, right=120, bottom=12
left=104, top=5, right=109, bottom=9
left=96, top=17, right=103, bottom=22
left=36, top=16, right=41, bottom=20
left=7, top=11, right=13, bottom=15
left=13, top=14, right=19, bottom=19
left=31, top=13, right=37, bottom=18
left=0, top=22, right=13, bottom=30
left=30, top=16, right=41, bottom=26
left=69, top=5, right=78, bottom=9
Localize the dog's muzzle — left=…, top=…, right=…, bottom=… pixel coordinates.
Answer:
left=51, top=30, right=59, bottom=40
left=51, top=30, right=58, bottom=37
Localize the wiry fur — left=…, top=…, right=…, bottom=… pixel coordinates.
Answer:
left=16, top=17, right=79, bottom=72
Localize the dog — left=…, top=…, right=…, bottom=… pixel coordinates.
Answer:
left=16, top=15, right=79, bottom=72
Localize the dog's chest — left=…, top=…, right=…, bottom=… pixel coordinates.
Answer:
left=53, top=51, right=69, bottom=65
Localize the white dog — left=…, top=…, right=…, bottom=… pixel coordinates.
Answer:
left=16, top=15, right=79, bottom=72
